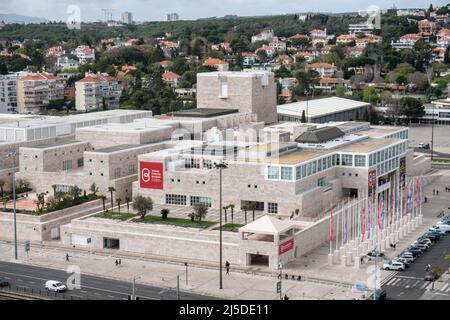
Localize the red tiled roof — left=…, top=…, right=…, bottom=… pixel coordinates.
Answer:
left=289, top=34, right=309, bottom=40
left=307, top=63, right=335, bottom=69
left=241, top=53, right=257, bottom=57
left=78, top=74, right=118, bottom=83
left=20, top=73, right=57, bottom=81
left=319, top=78, right=348, bottom=84
left=161, top=72, right=181, bottom=79
left=203, top=58, right=227, bottom=65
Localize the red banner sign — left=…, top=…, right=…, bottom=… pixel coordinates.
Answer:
left=279, top=239, right=294, bottom=255
left=140, top=162, right=164, bottom=189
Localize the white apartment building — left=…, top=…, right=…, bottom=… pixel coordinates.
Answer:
left=72, top=45, right=95, bottom=64
left=75, top=73, right=122, bottom=111
left=252, top=29, right=276, bottom=43
left=348, top=23, right=375, bottom=36
left=0, top=72, right=26, bottom=114
left=391, top=34, right=422, bottom=50
left=56, top=56, right=80, bottom=70
left=121, top=12, right=133, bottom=24
left=17, top=73, right=65, bottom=114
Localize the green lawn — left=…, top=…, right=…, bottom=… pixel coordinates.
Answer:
left=219, top=223, right=244, bottom=232
left=433, top=158, right=450, bottom=164
left=140, top=215, right=216, bottom=228
left=96, top=211, right=137, bottom=221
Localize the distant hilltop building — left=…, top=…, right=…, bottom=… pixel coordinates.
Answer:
left=167, top=13, right=179, bottom=22
left=121, top=12, right=133, bottom=24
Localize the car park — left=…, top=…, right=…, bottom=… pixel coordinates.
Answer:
left=45, top=280, right=67, bottom=293
left=383, top=261, right=405, bottom=271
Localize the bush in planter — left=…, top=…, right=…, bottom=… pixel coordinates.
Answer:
left=161, top=208, right=170, bottom=220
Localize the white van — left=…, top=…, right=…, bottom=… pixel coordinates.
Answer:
left=45, top=280, right=67, bottom=293
left=431, top=224, right=450, bottom=233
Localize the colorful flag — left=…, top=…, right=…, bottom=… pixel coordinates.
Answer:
left=390, top=187, right=394, bottom=225
left=414, top=177, right=420, bottom=208
left=362, top=206, right=366, bottom=241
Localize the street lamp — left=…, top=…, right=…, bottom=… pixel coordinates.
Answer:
left=184, top=262, right=188, bottom=286
left=131, top=275, right=141, bottom=300
left=214, top=160, right=228, bottom=290
left=430, top=96, right=437, bottom=162
left=6, top=150, right=18, bottom=260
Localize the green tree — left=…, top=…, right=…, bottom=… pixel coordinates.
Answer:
left=192, top=203, right=208, bottom=223
left=133, top=195, right=154, bottom=220
left=161, top=208, right=170, bottom=220
left=399, top=97, right=425, bottom=121
left=89, top=183, right=99, bottom=196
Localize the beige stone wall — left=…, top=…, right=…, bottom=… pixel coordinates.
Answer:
left=61, top=218, right=241, bottom=265
left=197, top=73, right=277, bottom=124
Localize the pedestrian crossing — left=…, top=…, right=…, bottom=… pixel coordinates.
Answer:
left=384, top=275, right=450, bottom=293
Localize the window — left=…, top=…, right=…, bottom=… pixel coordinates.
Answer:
left=55, top=185, right=72, bottom=193
left=341, top=154, right=353, bottom=166
left=318, top=177, right=326, bottom=186
left=296, top=166, right=302, bottom=180
left=280, top=167, right=293, bottom=180
left=268, top=202, right=278, bottom=214
left=129, top=164, right=136, bottom=175
left=312, top=161, right=317, bottom=174
left=219, top=80, right=228, bottom=98
left=267, top=166, right=280, bottom=180
left=317, top=159, right=322, bottom=172
left=354, top=155, right=366, bottom=167
left=165, top=194, right=187, bottom=206
left=190, top=196, right=212, bottom=208
left=62, top=160, right=72, bottom=171
left=306, top=163, right=311, bottom=176
left=114, top=168, right=121, bottom=179
left=185, top=158, right=200, bottom=169
left=77, top=158, right=84, bottom=168
left=203, top=159, right=212, bottom=169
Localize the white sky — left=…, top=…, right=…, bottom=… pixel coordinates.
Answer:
left=0, top=0, right=446, bottom=22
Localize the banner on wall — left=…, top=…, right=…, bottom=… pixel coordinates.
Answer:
left=368, top=169, right=377, bottom=196
left=279, top=239, right=294, bottom=255
left=140, top=162, right=164, bottom=189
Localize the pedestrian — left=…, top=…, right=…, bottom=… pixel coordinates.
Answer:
left=433, top=189, right=436, bottom=196
left=437, top=190, right=439, bottom=195
left=118, top=259, right=121, bottom=265
left=115, top=259, right=118, bottom=267
left=225, top=261, right=230, bottom=275
left=297, top=275, right=301, bottom=281
left=284, top=294, right=289, bottom=300
left=66, top=253, right=69, bottom=261
left=425, top=196, right=428, bottom=203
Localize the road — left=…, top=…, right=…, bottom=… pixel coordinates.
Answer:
left=382, top=232, right=450, bottom=300
left=0, top=261, right=215, bottom=300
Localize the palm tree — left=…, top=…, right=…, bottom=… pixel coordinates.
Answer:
left=242, top=204, right=248, bottom=224
left=108, top=186, right=116, bottom=211
left=230, top=204, right=235, bottom=224
left=116, top=198, right=122, bottom=214
left=248, top=202, right=257, bottom=221
left=101, top=195, right=107, bottom=213
left=90, top=183, right=99, bottom=196
left=125, top=197, right=131, bottom=212
left=0, top=179, right=5, bottom=197
left=223, top=205, right=229, bottom=224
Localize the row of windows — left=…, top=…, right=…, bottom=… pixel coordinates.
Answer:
left=369, top=142, right=406, bottom=167
left=184, top=158, right=214, bottom=169
left=385, top=130, right=408, bottom=140
left=190, top=196, right=212, bottom=208
left=377, top=157, right=400, bottom=177
left=268, top=202, right=278, bottom=214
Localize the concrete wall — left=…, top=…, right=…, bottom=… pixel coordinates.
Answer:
left=61, top=218, right=242, bottom=265
left=0, top=199, right=103, bottom=242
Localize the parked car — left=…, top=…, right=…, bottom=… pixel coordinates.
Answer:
left=369, top=288, right=387, bottom=300
left=393, top=257, right=411, bottom=266
left=367, top=251, right=385, bottom=258
left=422, top=233, right=440, bottom=242
left=45, top=280, right=67, bottom=293
left=404, top=249, right=421, bottom=257
left=418, top=142, right=430, bottom=149
left=398, top=255, right=415, bottom=263
left=424, top=272, right=438, bottom=281
left=415, top=238, right=432, bottom=246
left=437, top=220, right=450, bottom=226
left=0, top=277, right=9, bottom=287
left=408, top=245, right=424, bottom=253
left=411, top=243, right=428, bottom=251
left=383, top=261, right=405, bottom=271
left=429, top=225, right=450, bottom=234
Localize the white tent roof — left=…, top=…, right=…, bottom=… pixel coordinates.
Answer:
left=239, top=215, right=293, bottom=235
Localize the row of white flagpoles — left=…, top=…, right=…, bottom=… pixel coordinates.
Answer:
left=329, top=174, right=425, bottom=265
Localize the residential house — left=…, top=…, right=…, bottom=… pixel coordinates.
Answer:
left=72, top=45, right=95, bottom=64
left=437, top=29, right=450, bottom=47
left=203, top=58, right=229, bottom=71
left=294, top=52, right=315, bottom=63
left=56, top=56, right=80, bottom=70
left=161, top=71, right=181, bottom=88
left=256, top=45, right=276, bottom=58
left=269, top=39, right=287, bottom=52
left=46, top=46, right=65, bottom=57
left=336, top=34, right=356, bottom=45
left=417, top=19, right=436, bottom=35
left=391, top=34, right=422, bottom=50
left=316, top=77, right=350, bottom=92
left=306, top=63, right=336, bottom=77
left=251, top=29, right=276, bottom=43
left=241, top=53, right=258, bottom=66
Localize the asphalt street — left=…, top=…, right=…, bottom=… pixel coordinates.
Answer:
left=0, top=260, right=215, bottom=300
left=382, top=232, right=450, bottom=300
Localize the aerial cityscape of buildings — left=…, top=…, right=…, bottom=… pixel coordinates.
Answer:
left=0, top=2, right=449, bottom=304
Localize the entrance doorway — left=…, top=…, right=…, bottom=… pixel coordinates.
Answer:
left=343, top=188, right=358, bottom=198
left=248, top=253, right=269, bottom=267
left=103, top=237, right=120, bottom=249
